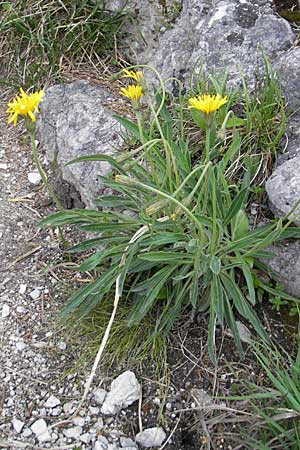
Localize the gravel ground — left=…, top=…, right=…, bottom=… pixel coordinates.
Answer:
left=0, top=88, right=144, bottom=450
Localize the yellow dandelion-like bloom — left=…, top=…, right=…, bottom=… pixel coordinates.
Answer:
left=120, top=84, right=143, bottom=101
left=6, top=88, right=44, bottom=126
left=188, top=93, right=227, bottom=115
left=122, top=69, right=143, bottom=82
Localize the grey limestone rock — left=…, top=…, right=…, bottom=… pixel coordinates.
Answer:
left=135, top=427, right=166, bottom=448
left=262, top=241, right=300, bottom=297
left=277, top=47, right=300, bottom=110
left=36, top=81, right=123, bottom=208
left=266, top=154, right=300, bottom=225
left=101, top=371, right=140, bottom=415
left=117, top=0, right=295, bottom=91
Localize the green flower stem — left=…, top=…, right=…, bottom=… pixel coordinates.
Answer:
left=29, top=131, right=63, bottom=210
left=29, top=129, right=69, bottom=249
left=117, top=175, right=205, bottom=237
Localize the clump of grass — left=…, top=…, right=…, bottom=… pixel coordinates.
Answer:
left=0, top=0, right=129, bottom=87
left=62, top=295, right=168, bottom=375
left=234, top=339, right=300, bottom=449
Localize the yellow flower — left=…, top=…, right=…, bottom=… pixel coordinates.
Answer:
left=120, top=84, right=143, bottom=102
left=6, top=88, right=44, bottom=126
left=122, top=69, right=143, bottom=82
left=188, top=93, right=227, bottom=115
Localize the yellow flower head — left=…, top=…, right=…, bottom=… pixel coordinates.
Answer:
left=120, top=84, right=143, bottom=102
left=188, top=93, right=227, bottom=115
left=6, top=88, right=44, bottom=126
left=122, top=69, right=143, bottom=83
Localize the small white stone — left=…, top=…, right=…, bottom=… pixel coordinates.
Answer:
left=236, top=321, right=252, bottom=343
left=1, top=304, right=10, bottom=318
left=72, top=416, right=85, bottom=427
left=16, top=306, right=26, bottom=313
left=12, top=418, right=24, bottom=434
left=80, top=433, right=92, bottom=444
left=101, top=371, right=140, bottom=415
left=22, top=428, right=33, bottom=437
left=16, top=341, right=26, bottom=351
left=93, top=388, right=107, bottom=405
left=19, top=284, right=27, bottom=294
left=94, top=436, right=109, bottom=450
left=120, top=436, right=136, bottom=448
left=89, top=406, right=100, bottom=415
left=135, top=427, right=166, bottom=448
left=0, top=163, right=8, bottom=170
left=89, top=418, right=104, bottom=433
left=28, top=171, right=42, bottom=185
left=31, top=419, right=51, bottom=442
left=63, top=401, right=76, bottom=415
left=29, top=288, right=40, bottom=300
left=63, top=426, right=83, bottom=439
left=57, top=341, right=67, bottom=350
left=44, top=395, right=61, bottom=408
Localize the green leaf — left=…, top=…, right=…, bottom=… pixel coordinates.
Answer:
left=208, top=302, right=217, bottom=366
left=210, top=256, right=221, bottom=275
left=80, top=222, right=140, bottom=232
left=212, top=275, right=224, bottom=326
left=190, top=108, right=206, bottom=130
left=64, top=154, right=126, bottom=175
left=79, top=245, right=125, bottom=271
left=138, top=251, right=193, bottom=264
left=225, top=116, right=245, bottom=128
left=113, top=115, right=149, bottom=140
left=221, top=273, right=269, bottom=342
left=224, top=293, right=243, bottom=356
left=127, top=265, right=177, bottom=325
left=189, top=272, right=199, bottom=308
left=223, top=188, right=248, bottom=226
left=219, top=132, right=241, bottom=171
left=67, top=236, right=127, bottom=253
left=232, top=210, right=249, bottom=240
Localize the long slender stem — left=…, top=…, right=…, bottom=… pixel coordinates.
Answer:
left=29, top=131, right=63, bottom=210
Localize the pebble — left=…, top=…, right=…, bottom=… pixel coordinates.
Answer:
left=93, top=388, right=107, bottom=405
left=90, top=417, right=104, bottom=432
left=135, top=427, right=166, bottom=448
left=57, top=341, right=67, bottom=350
left=16, top=341, right=26, bottom=351
left=29, top=288, right=41, bottom=300
left=19, top=284, right=27, bottom=294
left=31, top=419, right=51, bottom=442
left=120, top=436, right=136, bottom=448
left=63, top=401, right=76, bottom=415
left=28, top=171, right=42, bottom=185
left=101, top=371, right=140, bottom=415
left=44, top=395, right=61, bottom=408
left=80, top=433, right=92, bottom=444
left=63, top=426, right=83, bottom=439
left=22, top=428, right=33, bottom=437
left=12, top=418, right=24, bottom=433
left=72, top=416, right=85, bottom=427
left=1, top=304, right=10, bottom=318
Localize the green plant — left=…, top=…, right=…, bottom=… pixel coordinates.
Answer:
left=239, top=341, right=300, bottom=449
left=39, top=66, right=300, bottom=363
left=0, top=0, right=129, bottom=87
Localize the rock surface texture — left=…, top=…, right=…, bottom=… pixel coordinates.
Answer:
left=266, top=154, right=300, bottom=225
left=113, top=0, right=295, bottom=90
left=101, top=371, right=141, bottom=415
left=36, top=81, right=123, bottom=208
left=135, top=427, right=166, bottom=448
left=263, top=242, right=300, bottom=297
